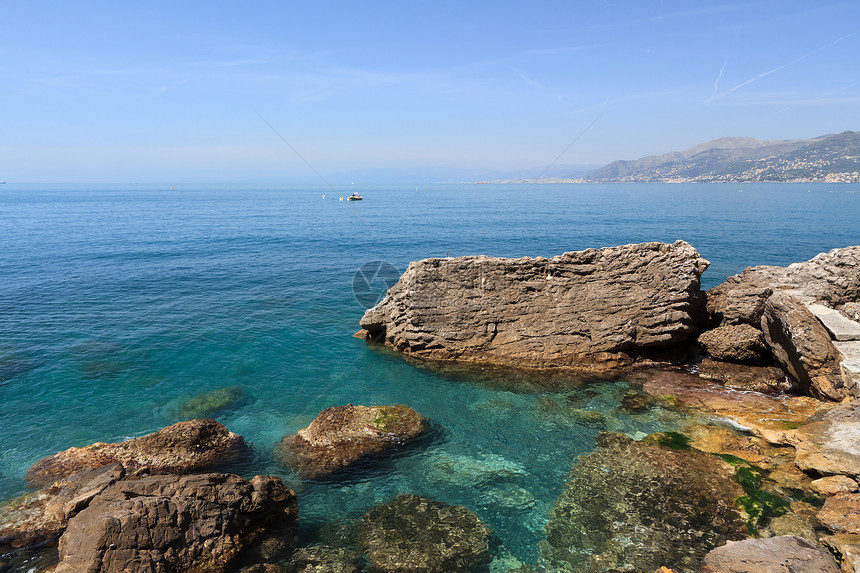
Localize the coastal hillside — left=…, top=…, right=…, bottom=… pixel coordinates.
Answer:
left=575, top=131, right=860, bottom=183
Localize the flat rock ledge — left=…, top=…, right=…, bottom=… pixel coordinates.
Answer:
left=278, top=404, right=427, bottom=479
left=360, top=241, right=709, bottom=373
left=701, top=536, right=841, bottom=573
left=26, top=418, right=245, bottom=486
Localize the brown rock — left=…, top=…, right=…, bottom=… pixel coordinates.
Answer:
left=642, top=369, right=830, bottom=444
left=54, top=473, right=297, bottom=573
left=701, top=535, right=840, bottom=573
left=0, top=463, right=126, bottom=553
left=360, top=241, right=709, bottom=372
left=697, top=359, right=789, bottom=393
left=707, top=280, right=774, bottom=327
left=821, top=534, right=860, bottom=573
left=791, top=399, right=860, bottom=477
left=819, top=493, right=860, bottom=535
left=278, top=405, right=426, bottom=479
left=26, top=419, right=245, bottom=485
left=813, top=476, right=860, bottom=497
left=698, top=324, right=770, bottom=364
left=762, top=293, right=848, bottom=401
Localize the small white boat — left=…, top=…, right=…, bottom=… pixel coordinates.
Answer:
left=347, top=192, right=363, bottom=201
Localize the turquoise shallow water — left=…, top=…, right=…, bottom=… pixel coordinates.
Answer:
left=1, top=182, right=859, bottom=567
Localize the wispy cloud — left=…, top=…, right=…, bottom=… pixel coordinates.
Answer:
left=709, top=30, right=860, bottom=103
left=706, top=61, right=728, bottom=105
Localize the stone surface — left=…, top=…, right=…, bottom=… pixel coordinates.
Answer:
left=697, top=359, right=789, bottom=393
left=822, top=534, right=860, bottom=573
left=359, top=494, right=491, bottom=572
left=360, top=241, right=709, bottom=372
left=286, top=545, right=359, bottom=573
left=814, top=476, right=860, bottom=497
left=278, top=404, right=427, bottom=479
left=762, top=292, right=849, bottom=400
left=706, top=282, right=773, bottom=327
left=26, top=419, right=245, bottom=485
left=54, top=473, right=297, bottom=573
left=700, top=535, right=840, bottom=573
left=698, top=324, right=770, bottom=364
left=540, top=432, right=747, bottom=573
left=809, top=303, right=860, bottom=341
left=641, top=369, right=830, bottom=445
left=844, top=303, right=860, bottom=322
left=0, top=463, right=126, bottom=554
left=791, top=399, right=860, bottom=477
left=819, top=493, right=860, bottom=535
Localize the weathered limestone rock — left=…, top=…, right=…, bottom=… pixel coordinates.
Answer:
left=843, top=302, right=860, bottom=322
left=54, top=473, right=297, bottom=573
left=360, top=241, right=709, bottom=372
left=809, top=304, right=860, bottom=341
left=540, top=432, right=747, bottom=572
left=819, top=493, right=860, bottom=535
left=707, top=246, right=860, bottom=401
left=762, top=293, right=848, bottom=400
left=822, top=534, right=860, bottom=573
left=701, top=535, right=840, bottom=573
left=791, top=399, right=860, bottom=477
left=698, top=324, right=770, bottom=364
left=278, top=405, right=426, bottom=479
left=359, top=494, right=491, bottom=572
left=0, top=463, right=126, bottom=553
left=697, top=359, right=789, bottom=393
left=813, top=476, right=860, bottom=497
left=642, top=370, right=830, bottom=445
left=26, top=419, right=245, bottom=485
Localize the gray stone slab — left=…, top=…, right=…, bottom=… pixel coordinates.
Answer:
left=843, top=360, right=860, bottom=398
left=808, top=303, right=860, bottom=341
left=836, top=341, right=860, bottom=361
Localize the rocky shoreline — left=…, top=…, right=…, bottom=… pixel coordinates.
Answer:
left=2, top=242, right=860, bottom=572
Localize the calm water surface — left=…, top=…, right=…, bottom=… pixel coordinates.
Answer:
left=1, top=182, right=859, bottom=566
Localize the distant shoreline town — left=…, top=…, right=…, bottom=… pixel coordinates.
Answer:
left=482, top=130, right=860, bottom=184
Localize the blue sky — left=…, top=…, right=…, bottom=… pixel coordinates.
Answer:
left=2, top=1, right=859, bottom=183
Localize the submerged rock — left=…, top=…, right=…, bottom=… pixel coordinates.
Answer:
left=821, top=534, right=860, bottom=573
left=360, top=241, right=709, bottom=373
left=177, top=385, right=244, bottom=419
left=54, top=473, right=297, bottom=573
left=285, top=545, right=360, bottom=573
left=278, top=404, right=426, bottom=479
left=540, top=432, right=747, bottom=573
left=359, top=494, right=491, bottom=572
left=26, top=418, right=245, bottom=485
left=701, top=535, right=840, bottom=573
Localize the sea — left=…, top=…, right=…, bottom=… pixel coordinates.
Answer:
left=1, top=182, right=859, bottom=569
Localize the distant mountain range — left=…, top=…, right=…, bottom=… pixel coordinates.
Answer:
left=572, top=131, right=860, bottom=183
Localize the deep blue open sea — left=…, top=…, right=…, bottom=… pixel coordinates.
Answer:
left=2, top=182, right=859, bottom=567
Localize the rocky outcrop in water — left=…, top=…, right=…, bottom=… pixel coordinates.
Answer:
left=703, top=246, right=860, bottom=401
left=54, top=472, right=296, bottom=573
left=540, top=432, right=747, bottom=572
left=277, top=405, right=427, bottom=479
left=360, top=241, right=709, bottom=372
left=358, top=494, right=491, bottom=572
left=700, top=535, right=841, bottom=573
left=26, top=419, right=245, bottom=485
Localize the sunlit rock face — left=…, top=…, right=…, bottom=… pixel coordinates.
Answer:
left=361, top=241, right=709, bottom=373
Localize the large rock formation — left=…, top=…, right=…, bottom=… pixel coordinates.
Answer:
left=540, top=432, right=747, bottom=572
left=704, top=246, right=860, bottom=401
left=26, top=419, right=245, bottom=485
left=54, top=473, right=297, bottom=573
left=278, top=405, right=427, bottom=479
left=358, top=494, right=491, bottom=572
left=360, top=241, right=709, bottom=372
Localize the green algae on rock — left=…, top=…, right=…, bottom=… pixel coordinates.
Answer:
left=359, top=494, right=492, bottom=572
left=540, top=432, right=747, bottom=573
left=278, top=404, right=427, bottom=479
left=177, top=385, right=244, bottom=419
